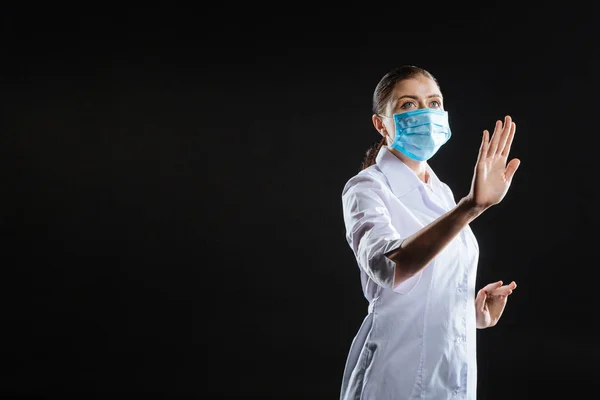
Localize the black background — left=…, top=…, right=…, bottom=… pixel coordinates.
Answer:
left=3, top=3, right=599, bottom=399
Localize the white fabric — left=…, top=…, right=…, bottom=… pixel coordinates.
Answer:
left=340, top=146, right=480, bottom=400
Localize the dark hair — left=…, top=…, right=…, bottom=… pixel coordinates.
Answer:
left=360, top=65, right=440, bottom=170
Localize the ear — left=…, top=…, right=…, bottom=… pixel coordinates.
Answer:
left=372, top=114, right=387, bottom=137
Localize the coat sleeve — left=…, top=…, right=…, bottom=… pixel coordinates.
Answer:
left=342, top=176, right=422, bottom=294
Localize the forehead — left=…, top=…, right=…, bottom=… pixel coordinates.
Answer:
left=390, top=75, right=441, bottom=100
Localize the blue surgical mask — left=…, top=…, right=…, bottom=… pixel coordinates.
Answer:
left=387, top=108, right=452, bottom=161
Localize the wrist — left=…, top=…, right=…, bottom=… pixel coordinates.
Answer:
left=457, top=196, right=486, bottom=221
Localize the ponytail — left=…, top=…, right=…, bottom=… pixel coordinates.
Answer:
left=360, top=137, right=386, bottom=171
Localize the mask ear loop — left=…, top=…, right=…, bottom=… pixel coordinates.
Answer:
left=377, top=114, right=395, bottom=144
left=377, top=114, right=392, bottom=137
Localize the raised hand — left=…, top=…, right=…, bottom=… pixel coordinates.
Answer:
left=467, top=115, right=521, bottom=211
left=475, top=280, right=517, bottom=329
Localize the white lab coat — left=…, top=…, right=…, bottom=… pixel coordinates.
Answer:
left=340, top=146, right=480, bottom=400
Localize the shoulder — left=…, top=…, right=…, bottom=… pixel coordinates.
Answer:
left=341, top=165, right=389, bottom=200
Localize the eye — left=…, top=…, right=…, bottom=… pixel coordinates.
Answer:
left=400, top=101, right=416, bottom=110
left=429, top=100, right=442, bottom=108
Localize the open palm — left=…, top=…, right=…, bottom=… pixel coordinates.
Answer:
left=468, top=115, right=521, bottom=209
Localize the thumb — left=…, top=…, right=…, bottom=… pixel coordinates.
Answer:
left=505, top=158, right=521, bottom=182
left=475, top=289, right=487, bottom=312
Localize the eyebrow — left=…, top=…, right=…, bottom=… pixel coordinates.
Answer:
left=394, top=94, right=443, bottom=103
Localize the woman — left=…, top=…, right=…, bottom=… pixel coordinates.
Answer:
left=340, top=65, right=520, bottom=399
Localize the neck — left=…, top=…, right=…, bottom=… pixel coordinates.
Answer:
left=388, top=147, right=430, bottom=183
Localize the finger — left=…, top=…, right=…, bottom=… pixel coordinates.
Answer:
left=491, top=281, right=517, bottom=296
left=486, top=119, right=503, bottom=157
left=499, top=283, right=516, bottom=292
left=476, top=130, right=490, bottom=164
left=475, top=289, right=487, bottom=312
left=495, top=116, right=513, bottom=156
left=501, top=121, right=516, bottom=157
left=492, top=288, right=513, bottom=296
left=505, top=158, right=521, bottom=182
left=504, top=281, right=517, bottom=294
left=482, top=280, right=503, bottom=292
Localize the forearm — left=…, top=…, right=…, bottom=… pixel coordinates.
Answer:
left=386, top=197, right=485, bottom=286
